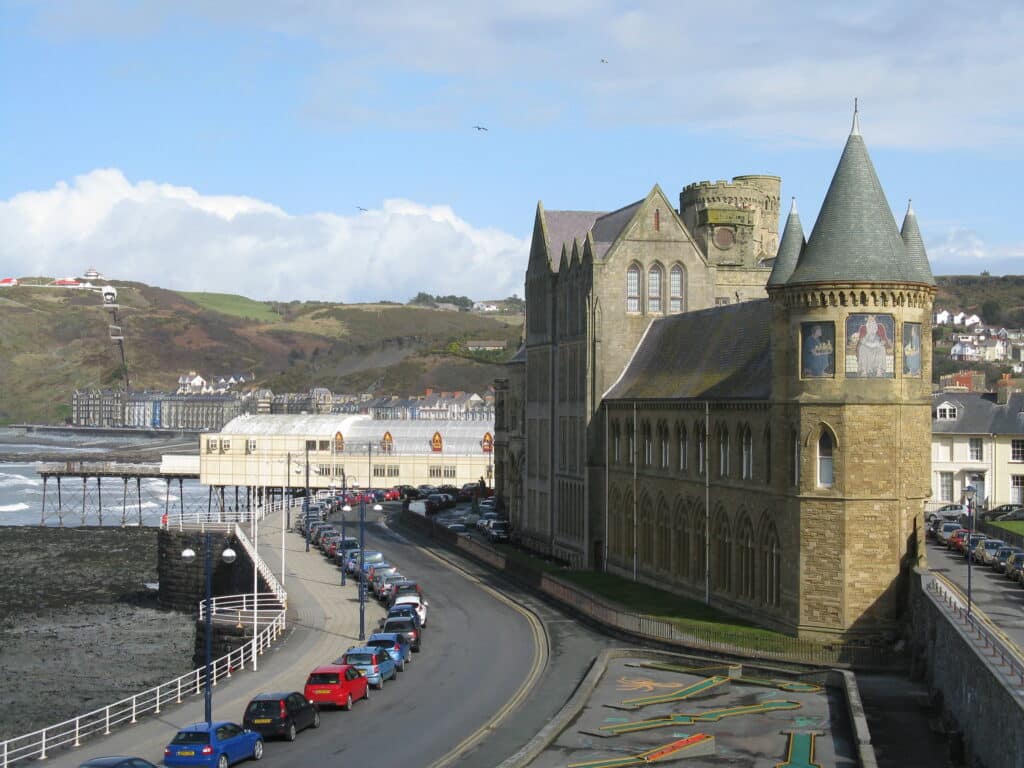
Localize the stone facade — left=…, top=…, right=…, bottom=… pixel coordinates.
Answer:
left=496, top=114, right=935, bottom=639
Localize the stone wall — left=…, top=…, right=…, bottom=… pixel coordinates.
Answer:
left=908, top=570, right=1024, bottom=768
left=157, top=529, right=257, bottom=612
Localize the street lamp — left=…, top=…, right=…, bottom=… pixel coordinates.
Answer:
left=341, top=503, right=352, bottom=586
left=964, top=484, right=976, bottom=621
left=358, top=499, right=384, bottom=641
left=182, top=534, right=237, bottom=725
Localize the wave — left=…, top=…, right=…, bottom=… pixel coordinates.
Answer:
left=0, top=503, right=30, bottom=512
left=0, top=473, right=41, bottom=488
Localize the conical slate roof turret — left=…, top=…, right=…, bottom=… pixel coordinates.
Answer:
left=900, top=200, right=935, bottom=284
left=787, top=108, right=933, bottom=286
left=767, top=197, right=805, bottom=286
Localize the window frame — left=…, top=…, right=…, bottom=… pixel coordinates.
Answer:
left=647, top=264, right=663, bottom=314
left=626, top=264, right=641, bottom=313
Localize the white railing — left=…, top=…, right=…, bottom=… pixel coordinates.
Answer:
left=926, top=573, right=1024, bottom=688
left=0, top=513, right=290, bottom=767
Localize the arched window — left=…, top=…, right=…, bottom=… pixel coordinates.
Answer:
left=714, top=512, right=732, bottom=593
left=818, top=429, right=835, bottom=488
left=612, top=422, right=621, bottom=463
left=717, top=425, right=729, bottom=478
left=659, top=425, right=669, bottom=469
left=670, top=265, right=686, bottom=313
left=627, top=421, right=635, bottom=465
left=741, top=425, right=753, bottom=480
left=737, top=516, right=755, bottom=599
left=626, top=265, right=641, bottom=313
left=678, top=424, right=688, bottom=473
left=647, top=264, right=663, bottom=314
left=764, top=427, right=772, bottom=484
left=692, top=507, right=706, bottom=584
left=642, top=422, right=653, bottom=466
left=697, top=423, right=707, bottom=477
left=674, top=503, right=690, bottom=581
left=761, top=522, right=781, bottom=607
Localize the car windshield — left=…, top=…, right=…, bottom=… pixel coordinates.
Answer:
left=367, top=640, right=391, bottom=649
left=385, top=619, right=414, bottom=631
left=172, top=732, right=210, bottom=745
left=307, top=673, right=339, bottom=684
left=345, top=653, right=374, bottom=665
left=246, top=700, right=280, bottom=715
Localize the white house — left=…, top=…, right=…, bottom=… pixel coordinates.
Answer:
left=963, top=314, right=982, bottom=327
left=934, top=309, right=951, bottom=325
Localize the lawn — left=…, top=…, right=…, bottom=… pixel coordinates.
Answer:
left=177, top=291, right=280, bottom=322
left=992, top=521, right=1024, bottom=537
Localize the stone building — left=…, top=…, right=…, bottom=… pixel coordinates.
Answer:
left=495, top=112, right=936, bottom=639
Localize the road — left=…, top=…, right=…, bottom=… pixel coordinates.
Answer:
left=45, top=504, right=611, bottom=768
left=926, top=536, right=1024, bottom=649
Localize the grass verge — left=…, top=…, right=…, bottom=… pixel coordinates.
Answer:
left=177, top=291, right=280, bottom=322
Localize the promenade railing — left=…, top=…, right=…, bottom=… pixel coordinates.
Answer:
left=0, top=516, right=289, bottom=767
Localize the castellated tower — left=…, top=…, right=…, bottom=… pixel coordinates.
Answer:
left=766, top=111, right=935, bottom=638
left=680, top=174, right=781, bottom=304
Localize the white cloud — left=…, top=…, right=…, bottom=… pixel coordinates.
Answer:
left=928, top=226, right=1024, bottom=276
left=0, top=169, right=528, bottom=302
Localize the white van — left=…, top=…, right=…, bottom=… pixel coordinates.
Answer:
left=408, top=500, right=428, bottom=517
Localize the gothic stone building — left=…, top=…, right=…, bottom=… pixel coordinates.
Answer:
left=495, top=114, right=935, bottom=639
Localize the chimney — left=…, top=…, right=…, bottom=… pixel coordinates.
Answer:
left=997, top=373, right=1014, bottom=405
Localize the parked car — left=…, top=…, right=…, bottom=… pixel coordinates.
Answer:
left=378, top=574, right=409, bottom=603
left=1006, top=552, right=1024, bottom=582
left=935, top=521, right=963, bottom=546
left=960, top=533, right=987, bottom=556
left=387, top=580, right=423, bottom=607
left=338, top=646, right=397, bottom=689
left=486, top=520, right=510, bottom=543
left=925, top=503, right=966, bottom=524
left=383, top=488, right=402, bottom=501
left=446, top=522, right=469, bottom=535
left=981, top=503, right=1023, bottom=523
left=973, top=538, right=1005, bottom=566
left=242, top=691, right=320, bottom=742
left=366, top=632, right=412, bottom=671
left=303, top=664, right=370, bottom=710
left=997, top=507, right=1024, bottom=522
left=392, top=594, right=428, bottom=627
left=346, top=549, right=385, bottom=575
left=381, top=616, right=421, bottom=652
left=78, top=759, right=159, bottom=768
left=946, top=529, right=970, bottom=551
left=476, top=512, right=499, bottom=531
left=163, top=721, right=262, bottom=768
left=993, top=546, right=1023, bottom=573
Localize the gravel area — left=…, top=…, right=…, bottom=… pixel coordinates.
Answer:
left=0, top=526, right=195, bottom=741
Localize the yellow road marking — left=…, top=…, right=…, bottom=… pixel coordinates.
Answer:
left=413, top=540, right=549, bottom=768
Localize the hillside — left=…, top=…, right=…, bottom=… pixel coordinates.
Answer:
left=0, top=283, right=523, bottom=425
left=935, top=275, right=1024, bottom=326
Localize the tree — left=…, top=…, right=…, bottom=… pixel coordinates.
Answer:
left=981, top=299, right=1002, bottom=325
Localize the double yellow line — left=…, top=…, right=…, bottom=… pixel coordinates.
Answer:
left=416, top=543, right=549, bottom=768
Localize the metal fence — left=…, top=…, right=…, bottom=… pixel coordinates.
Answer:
left=0, top=520, right=289, bottom=767
left=979, top=520, right=1024, bottom=549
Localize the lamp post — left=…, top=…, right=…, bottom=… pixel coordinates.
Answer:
left=964, top=484, right=976, bottom=621
left=182, top=533, right=237, bottom=725
left=358, top=499, right=384, bottom=641
left=342, top=503, right=352, bottom=586
left=304, top=441, right=311, bottom=553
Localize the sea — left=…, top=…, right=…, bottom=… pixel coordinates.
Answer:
left=0, top=428, right=207, bottom=526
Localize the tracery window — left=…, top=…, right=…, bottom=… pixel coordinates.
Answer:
left=670, top=265, right=685, bottom=313
left=647, top=264, right=663, bottom=314
left=626, top=265, right=641, bottom=313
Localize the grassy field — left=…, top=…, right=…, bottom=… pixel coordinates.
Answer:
left=177, top=291, right=280, bottom=322
left=993, top=521, right=1024, bottom=536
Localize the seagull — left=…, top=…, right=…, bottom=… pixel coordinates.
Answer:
left=600, top=58, right=608, bottom=64
left=473, top=125, right=488, bottom=132
left=356, top=206, right=368, bottom=212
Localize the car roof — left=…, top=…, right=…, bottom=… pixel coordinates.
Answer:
left=344, top=646, right=377, bottom=654
left=179, top=721, right=234, bottom=733
left=308, top=664, right=352, bottom=673
left=368, top=632, right=402, bottom=641
left=249, top=691, right=299, bottom=701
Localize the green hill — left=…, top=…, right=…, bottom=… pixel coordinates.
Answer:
left=0, top=282, right=523, bottom=425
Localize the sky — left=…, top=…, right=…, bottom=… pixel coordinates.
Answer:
left=1, top=0, right=1023, bottom=303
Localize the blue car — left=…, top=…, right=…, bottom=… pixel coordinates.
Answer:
left=367, top=632, right=412, bottom=671
left=337, top=646, right=397, bottom=689
left=164, top=721, right=263, bottom=768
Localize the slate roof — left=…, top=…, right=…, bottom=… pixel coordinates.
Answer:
left=767, top=199, right=805, bottom=286
left=900, top=201, right=934, bottom=284
left=604, top=300, right=773, bottom=401
left=544, top=211, right=604, bottom=268
left=787, top=118, right=935, bottom=287
left=932, top=392, right=1024, bottom=436
left=591, top=201, right=643, bottom=246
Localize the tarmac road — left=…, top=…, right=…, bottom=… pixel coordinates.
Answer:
left=44, top=505, right=570, bottom=768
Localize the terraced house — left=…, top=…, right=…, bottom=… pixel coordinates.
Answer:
left=495, top=111, right=936, bottom=639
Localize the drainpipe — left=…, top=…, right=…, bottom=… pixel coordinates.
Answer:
left=705, top=400, right=711, bottom=605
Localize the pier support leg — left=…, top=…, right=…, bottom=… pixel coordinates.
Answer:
left=122, top=478, right=128, bottom=526
left=57, top=476, right=63, bottom=527
left=136, top=476, right=142, bottom=525
left=207, top=486, right=213, bottom=519
left=165, top=480, right=170, bottom=527
left=41, top=477, right=47, bottom=525
left=179, top=478, right=184, bottom=527
left=82, top=476, right=87, bottom=525
left=235, top=485, right=239, bottom=519
left=97, top=477, right=103, bottom=526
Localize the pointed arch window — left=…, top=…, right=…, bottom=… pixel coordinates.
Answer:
left=626, top=265, right=641, bottom=313
left=717, top=425, right=729, bottom=478
left=670, top=265, right=685, bottom=313
left=764, top=427, right=772, bottom=484
left=818, top=429, right=835, bottom=488
left=761, top=523, right=781, bottom=607
left=697, top=423, right=707, bottom=477
left=741, top=425, right=753, bottom=480
left=678, top=424, right=688, bottom=473
left=642, top=421, right=653, bottom=466
left=647, top=264, right=663, bottom=314
left=659, top=425, right=669, bottom=469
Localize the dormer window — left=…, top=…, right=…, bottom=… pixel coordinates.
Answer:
left=937, top=404, right=958, bottom=420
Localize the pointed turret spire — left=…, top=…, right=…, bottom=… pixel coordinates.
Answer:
left=787, top=111, right=934, bottom=287
left=851, top=97, right=861, bottom=136
left=767, top=197, right=805, bottom=286
left=900, top=198, right=935, bottom=284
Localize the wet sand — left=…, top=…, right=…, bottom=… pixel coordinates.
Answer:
left=0, top=527, right=194, bottom=740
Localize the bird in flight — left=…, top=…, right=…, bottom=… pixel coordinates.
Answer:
left=356, top=206, right=368, bottom=212
left=600, top=58, right=608, bottom=64
left=473, top=125, right=488, bottom=131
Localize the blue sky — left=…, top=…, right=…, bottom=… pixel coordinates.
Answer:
left=2, top=1, right=1022, bottom=302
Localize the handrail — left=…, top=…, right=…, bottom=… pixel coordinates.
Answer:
left=0, top=509, right=291, bottom=767
left=925, top=572, right=1024, bottom=688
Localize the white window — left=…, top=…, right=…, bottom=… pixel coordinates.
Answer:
left=387, top=465, right=400, bottom=477
left=444, top=465, right=457, bottom=478
left=1012, top=475, right=1024, bottom=504
left=647, top=265, right=663, bottom=314
left=220, top=440, right=231, bottom=454
left=818, top=431, right=834, bottom=488
left=1014, top=440, right=1024, bottom=462
left=679, top=429, right=688, bottom=472
left=429, top=465, right=443, bottom=478
left=670, top=266, right=685, bottom=313
left=613, top=428, right=621, bottom=463
left=660, top=436, right=669, bottom=469
left=939, top=471, right=954, bottom=501
left=246, top=439, right=257, bottom=455
left=626, top=265, right=641, bottom=313
left=969, top=438, right=983, bottom=461
left=718, top=427, right=729, bottom=478
left=373, top=464, right=386, bottom=478
left=206, top=439, right=218, bottom=454
left=741, top=428, right=753, bottom=480
left=937, top=404, right=957, bottom=420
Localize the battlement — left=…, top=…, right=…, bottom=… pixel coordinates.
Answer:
left=681, top=175, right=781, bottom=205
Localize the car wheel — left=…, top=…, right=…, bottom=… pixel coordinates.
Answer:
left=287, top=723, right=297, bottom=742
left=376, top=676, right=384, bottom=690
left=253, top=739, right=264, bottom=760
left=217, top=755, right=229, bottom=768
left=364, top=684, right=370, bottom=701
left=344, top=693, right=353, bottom=711
left=312, top=711, right=321, bottom=729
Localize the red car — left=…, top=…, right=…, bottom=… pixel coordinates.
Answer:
left=384, top=488, right=401, bottom=501
left=303, top=664, right=369, bottom=711
left=947, top=529, right=969, bottom=551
